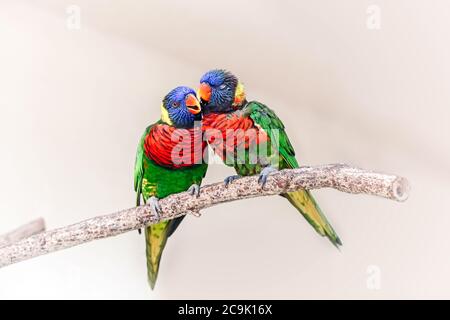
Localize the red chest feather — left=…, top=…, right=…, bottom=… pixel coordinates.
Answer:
left=202, top=113, right=269, bottom=160
left=144, top=124, right=206, bottom=168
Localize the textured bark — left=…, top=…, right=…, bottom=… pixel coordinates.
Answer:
left=0, top=164, right=409, bottom=268
left=0, top=218, right=45, bottom=248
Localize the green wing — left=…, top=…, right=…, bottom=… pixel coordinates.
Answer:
left=243, top=101, right=299, bottom=169
left=134, top=124, right=168, bottom=289
left=134, top=125, right=152, bottom=206
left=243, top=101, right=342, bottom=247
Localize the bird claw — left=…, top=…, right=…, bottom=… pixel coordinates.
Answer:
left=258, top=166, right=278, bottom=188
left=188, top=184, right=201, bottom=198
left=224, top=175, right=241, bottom=187
left=148, top=196, right=162, bottom=220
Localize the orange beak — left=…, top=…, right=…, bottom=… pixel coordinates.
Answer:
left=198, top=82, right=212, bottom=103
left=185, top=94, right=201, bottom=115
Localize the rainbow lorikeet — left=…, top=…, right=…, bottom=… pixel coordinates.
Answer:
left=134, top=86, right=207, bottom=289
left=198, top=70, right=341, bottom=248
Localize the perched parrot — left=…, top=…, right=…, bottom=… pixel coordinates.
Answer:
left=198, top=69, right=341, bottom=247
left=134, top=86, right=207, bottom=289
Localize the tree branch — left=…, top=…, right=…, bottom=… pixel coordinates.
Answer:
left=0, top=218, right=45, bottom=248
left=0, top=164, right=409, bottom=268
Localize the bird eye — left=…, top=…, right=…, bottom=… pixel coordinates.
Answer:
left=219, top=84, right=227, bottom=90
left=172, top=101, right=180, bottom=107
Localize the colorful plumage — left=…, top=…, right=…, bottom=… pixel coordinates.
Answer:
left=198, top=70, right=341, bottom=248
left=134, top=86, right=207, bottom=289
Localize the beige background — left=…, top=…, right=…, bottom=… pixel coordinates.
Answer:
left=0, top=0, right=449, bottom=299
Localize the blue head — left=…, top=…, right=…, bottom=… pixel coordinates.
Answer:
left=198, top=69, right=246, bottom=113
left=161, top=86, right=202, bottom=128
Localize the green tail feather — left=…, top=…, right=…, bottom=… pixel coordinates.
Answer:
left=284, top=190, right=342, bottom=248
left=145, top=222, right=170, bottom=289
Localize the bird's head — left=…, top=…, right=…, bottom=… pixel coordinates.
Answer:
left=161, top=86, right=202, bottom=128
left=198, top=69, right=246, bottom=113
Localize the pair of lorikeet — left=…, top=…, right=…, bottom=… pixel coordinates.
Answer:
left=134, top=69, right=341, bottom=289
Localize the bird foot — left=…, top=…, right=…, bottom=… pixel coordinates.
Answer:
left=187, top=184, right=201, bottom=198
left=258, top=166, right=278, bottom=188
left=224, top=175, right=241, bottom=187
left=148, top=196, right=162, bottom=220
